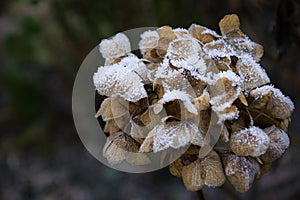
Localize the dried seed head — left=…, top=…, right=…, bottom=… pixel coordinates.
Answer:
left=224, top=154, right=260, bottom=192
left=99, top=33, right=131, bottom=60
left=261, top=125, right=290, bottom=163
left=230, top=126, right=270, bottom=157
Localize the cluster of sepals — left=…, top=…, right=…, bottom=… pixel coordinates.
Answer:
left=93, top=14, right=294, bottom=192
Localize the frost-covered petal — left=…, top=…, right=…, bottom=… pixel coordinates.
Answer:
left=209, top=70, right=242, bottom=111
left=261, top=125, right=290, bottom=163
left=182, top=159, right=204, bottom=191
left=139, top=30, right=159, bottom=54
left=224, top=154, right=260, bottom=192
left=99, top=33, right=131, bottom=59
left=215, top=105, right=239, bottom=124
left=140, top=120, right=203, bottom=153
left=200, top=151, right=226, bottom=187
left=230, top=126, right=270, bottom=157
left=166, top=38, right=202, bottom=66
left=250, top=85, right=294, bottom=119
left=203, top=39, right=235, bottom=58
left=156, top=26, right=177, bottom=57
left=138, top=30, right=161, bottom=62
left=158, top=90, right=198, bottom=115
left=188, top=24, right=220, bottom=43
left=93, top=62, right=147, bottom=102
left=236, top=55, right=270, bottom=91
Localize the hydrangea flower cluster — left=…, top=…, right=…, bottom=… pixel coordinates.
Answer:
left=93, top=14, right=294, bottom=192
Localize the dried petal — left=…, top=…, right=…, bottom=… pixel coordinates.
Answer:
left=250, top=85, right=294, bottom=119
left=169, top=158, right=184, bottom=177
left=188, top=24, right=220, bottom=43
left=236, top=56, right=270, bottom=91
left=99, top=33, right=130, bottom=60
left=218, top=14, right=241, bottom=36
left=200, top=150, right=226, bottom=187
left=103, top=132, right=137, bottom=165
left=93, top=61, right=147, bottom=102
left=181, top=159, right=204, bottom=191
left=140, top=120, right=203, bottom=153
left=139, top=30, right=161, bottom=62
left=194, top=89, right=210, bottom=111
left=104, top=119, right=121, bottom=134
left=224, top=154, right=260, bottom=192
left=156, top=26, right=176, bottom=57
left=158, top=90, right=198, bottom=115
left=230, top=126, right=270, bottom=157
left=209, top=71, right=242, bottom=112
left=96, top=96, right=128, bottom=121
left=261, top=125, right=290, bottom=163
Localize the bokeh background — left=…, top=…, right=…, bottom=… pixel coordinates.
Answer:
left=1, top=0, right=300, bottom=199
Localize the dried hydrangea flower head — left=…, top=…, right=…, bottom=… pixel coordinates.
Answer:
left=93, top=14, right=294, bottom=193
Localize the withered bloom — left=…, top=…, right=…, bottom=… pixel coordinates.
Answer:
left=94, top=14, right=294, bottom=193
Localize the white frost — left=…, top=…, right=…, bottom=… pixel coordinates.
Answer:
left=99, top=33, right=131, bottom=59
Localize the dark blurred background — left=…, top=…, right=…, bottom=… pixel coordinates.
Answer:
left=1, top=0, right=300, bottom=199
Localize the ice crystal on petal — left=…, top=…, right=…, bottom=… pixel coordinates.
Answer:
left=236, top=55, right=270, bottom=91
left=140, top=120, right=203, bottom=153
left=99, top=33, right=131, bottom=60
left=250, top=85, right=294, bottom=119
left=203, top=39, right=235, bottom=58
left=230, top=126, right=270, bottom=157
left=139, top=30, right=159, bottom=54
left=93, top=62, right=147, bottom=102
left=158, top=90, right=198, bottom=115
left=209, top=71, right=242, bottom=111
left=166, top=38, right=202, bottom=66
left=224, top=154, right=260, bottom=192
